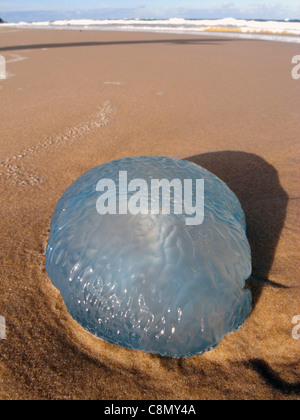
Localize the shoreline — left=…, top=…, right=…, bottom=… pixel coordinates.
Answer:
left=1, top=18, right=300, bottom=44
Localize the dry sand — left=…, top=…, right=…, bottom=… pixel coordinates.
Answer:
left=0, top=28, right=299, bottom=400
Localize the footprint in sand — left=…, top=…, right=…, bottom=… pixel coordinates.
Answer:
left=0, top=101, right=115, bottom=186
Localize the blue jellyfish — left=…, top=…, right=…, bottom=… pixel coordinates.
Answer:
left=46, top=156, right=252, bottom=358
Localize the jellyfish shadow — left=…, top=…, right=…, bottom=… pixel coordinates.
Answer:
left=250, top=359, right=300, bottom=395
left=185, top=151, right=289, bottom=307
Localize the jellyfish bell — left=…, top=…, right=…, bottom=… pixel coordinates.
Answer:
left=46, top=156, right=252, bottom=358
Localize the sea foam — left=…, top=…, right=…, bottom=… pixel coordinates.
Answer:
left=2, top=18, right=300, bottom=43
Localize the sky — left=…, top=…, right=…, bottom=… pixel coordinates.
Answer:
left=1, top=1, right=300, bottom=22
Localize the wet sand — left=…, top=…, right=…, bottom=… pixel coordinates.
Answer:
left=0, top=28, right=299, bottom=400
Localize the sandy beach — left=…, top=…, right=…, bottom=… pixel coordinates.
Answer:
left=0, top=28, right=299, bottom=400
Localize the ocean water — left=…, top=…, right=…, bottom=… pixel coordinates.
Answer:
left=2, top=17, right=300, bottom=43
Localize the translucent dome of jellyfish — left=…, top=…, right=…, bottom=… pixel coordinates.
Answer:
left=45, top=156, right=252, bottom=358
